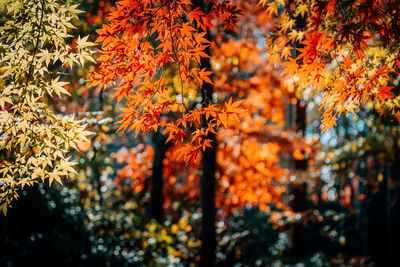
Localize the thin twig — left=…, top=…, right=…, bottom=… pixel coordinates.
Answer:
left=25, top=0, right=46, bottom=88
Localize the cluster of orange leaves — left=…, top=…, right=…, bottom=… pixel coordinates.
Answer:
left=111, top=140, right=287, bottom=216
left=264, top=0, right=400, bottom=132
left=112, top=145, right=154, bottom=194
left=89, top=0, right=243, bottom=162
left=111, top=133, right=318, bottom=216
left=212, top=24, right=318, bottom=213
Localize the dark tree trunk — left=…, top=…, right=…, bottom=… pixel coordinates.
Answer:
left=149, top=131, right=167, bottom=223
left=200, top=127, right=217, bottom=267
left=199, top=30, right=217, bottom=267
left=386, top=128, right=400, bottom=265
left=191, top=1, right=217, bottom=266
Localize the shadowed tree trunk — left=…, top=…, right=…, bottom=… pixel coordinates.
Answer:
left=200, top=111, right=217, bottom=267
left=191, top=0, right=217, bottom=266
left=290, top=99, right=307, bottom=256
left=200, top=54, right=217, bottom=267
left=385, top=126, right=400, bottom=265
left=149, top=131, right=167, bottom=223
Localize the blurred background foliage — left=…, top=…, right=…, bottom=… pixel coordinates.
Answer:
left=1, top=0, right=400, bottom=266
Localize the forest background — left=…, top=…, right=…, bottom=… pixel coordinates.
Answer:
left=1, top=0, right=400, bottom=266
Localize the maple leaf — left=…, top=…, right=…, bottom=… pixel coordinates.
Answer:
left=376, top=86, right=394, bottom=102
left=202, top=138, right=213, bottom=150
left=197, top=68, right=213, bottom=86
left=375, top=63, right=389, bottom=77
left=188, top=7, right=206, bottom=24
left=342, top=53, right=355, bottom=70
left=296, top=3, right=309, bottom=17
left=282, top=57, right=298, bottom=77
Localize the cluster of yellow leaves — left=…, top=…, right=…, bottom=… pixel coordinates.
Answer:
left=0, top=0, right=94, bottom=214
left=140, top=215, right=201, bottom=264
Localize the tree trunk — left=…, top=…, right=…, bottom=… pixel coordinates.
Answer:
left=191, top=1, right=217, bottom=265
left=200, top=127, right=217, bottom=267
left=200, top=30, right=217, bottom=267
left=150, top=131, right=167, bottom=223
